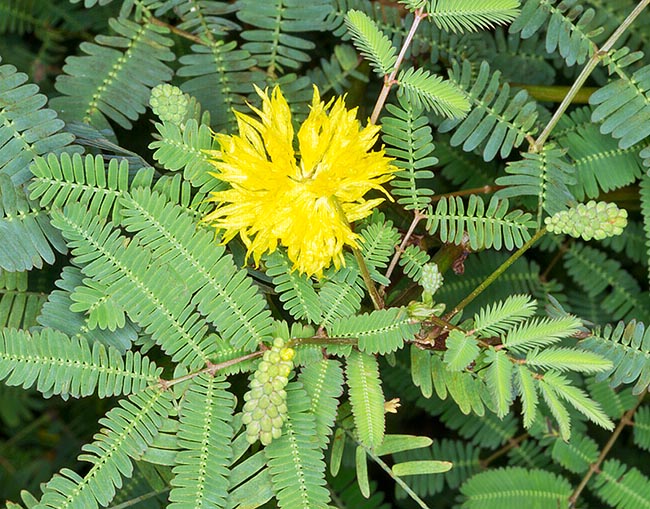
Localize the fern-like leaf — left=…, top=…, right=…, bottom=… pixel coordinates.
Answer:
left=555, top=106, right=645, bottom=201
left=551, top=433, right=599, bottom=474
left=344, top=9, right=397, bottom=77
left=266, top=251, right=322, bottom=324
left=319, top=266, right=364, bottom=327
left=0, top=270, right=44, bottom=329
left=121, top=188, right=274, bottom=352
left=329, top=307, right=418, bottom=355
left=238, top=0, right=332, bottom=74
left=635, top=406, right=650, bottom=452
left=563, top=243, right=650, bottom=322
left=590, top=62, right=650, bottom=150
left=0, top=328, right=161, bottom=398
left=592, top=459, right=650, bottom=509
left=541, top=371, right=613, bottom=431
left=427, top=194, right=535, bottom=250
left=484, top=348, right=513, bottom=418
left=50, top=18, right=174, bottom=131
left=495, top=145, right=576, bottom=225
left=168, top=375, right=234, bottom=509
left=178, top=41, right=261, bottom=131
left=35, top=389, right=173, bottom=509
left=29, top=153, right=147, bottom=224
left=579, top=320, right=650, bottom=394
left=51, top=204, right=218, bottom=369
left=460, top=467, right=572, bottom=509
left=265, top=382, right=331, bottom=509
left=0, top=174, right=66, bottom=272
left=382, top=94, right=438, bottom=210
left=503, top=315, right=582, bottom=353
left=346, top=350, right=385, bottom=449
left=397, top=66, right=470, bottom=119
left=524, top=347, right=612, bottom=374
left=299, top=359, right=344, bottom=449
left=399, top=244, right=431, bottom=282
left=444, top=330, right=480, bottom=372
left=509, top=0, right=598, bottom=66
left=0, top=61, right=78, bottom=185
left=37, top=266, right=136, bottom=353
left=440, top=60, right=539, bottom=161
left=473, top=294, right=537, bottom=337
left=427, top=0, right=520, bottom=34
left=149, top=119, right=224, bottom=193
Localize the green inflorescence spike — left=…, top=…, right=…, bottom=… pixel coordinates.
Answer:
left=545, top=201, right=627, bottom=241
left=241, top=337, right=295, bottom=445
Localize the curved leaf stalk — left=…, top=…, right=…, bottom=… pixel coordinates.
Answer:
left=346, top=429, right=432, bottom=509
left=369, top=8, right=426, bottom=124
left=383, top=209, right=427, bottom=288
left=532, top=0, right=650, bottom=151
left=445, top=227, right=548, bottom=321
left=160, top=351, right=263, bottom=390
left=568, top=391, right=646, bottom=508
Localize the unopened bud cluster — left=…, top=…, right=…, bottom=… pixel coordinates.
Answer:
left=149, top=84, right=189, bottom=125
left=421, top=263, right=443, bottom=295
left=544, top=201, right=627, bottom=241
left=242, top=338, right=294, bottom=445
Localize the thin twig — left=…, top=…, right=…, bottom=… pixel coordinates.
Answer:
left=369, top=8, right=427, bottom=125
left=158, top=350, right=263, bottom=390
left=531, top=0, right=650, bottom=151
left=383, top=209, right=427, bottom=286
left=568, top=391, right=646, bottom=508
left=480, top=433, right=529, bottom=467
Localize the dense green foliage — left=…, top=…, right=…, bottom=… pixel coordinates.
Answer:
left=1, top=0, right=650, bottom=508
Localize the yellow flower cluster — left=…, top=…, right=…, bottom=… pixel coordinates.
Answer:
left=204, top=85, right=395, bottom=277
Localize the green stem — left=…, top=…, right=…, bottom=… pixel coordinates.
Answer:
left=348, top=431, right=432, bottom=509
left=531, top=0, right=650, bottom=151
left=444, top=227, right=547, bottom=321
left=354, top=246, right=384, bottom=309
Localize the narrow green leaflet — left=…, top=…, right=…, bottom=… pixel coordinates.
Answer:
left=346, top=350, right=385, bottom=449
left=485, top=348, right=513, bottom=418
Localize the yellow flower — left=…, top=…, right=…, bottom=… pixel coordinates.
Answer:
left=204, top=85, right=395, bottom=277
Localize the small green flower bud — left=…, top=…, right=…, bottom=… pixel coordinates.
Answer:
left=149, top=84, right=189, bottom=125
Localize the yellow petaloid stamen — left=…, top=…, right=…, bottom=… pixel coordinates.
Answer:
left=204, top=85, right=395, bottom=277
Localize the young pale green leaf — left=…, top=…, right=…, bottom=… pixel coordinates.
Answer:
left=374, top=434, right=433, bottom=456
left=392, top=460, right=452, bottom=476
left=514, top=365, right=538, bottom=429
left=356, top=445, right=370, bottom=498
left=473, top=294, right=537, bottom=337
left=524, top=348, right=613, bottom=374
left=397, top=66, right=470, bottom=119
left=503, top=316, right=583, bottom=353
left=411, top=345, right=433, bottom=398
left=330, top=427, right=346, bottom=477
left=485, top=348, right=514, bottom=418
left=541, top=371, right=614, bottom=431
left=427, top=0, right=521, bottom=34
left=538, top=379, right=572, bottom=440
left=444, top=330, right=480, bottom=371
left=344, top=10, right=397, bottom=77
